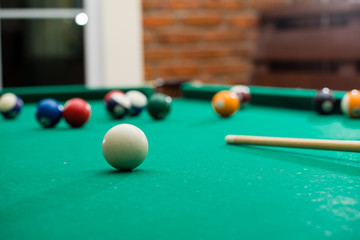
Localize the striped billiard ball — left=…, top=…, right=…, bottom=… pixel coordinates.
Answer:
left=125, top=90, right=148, bottom=116
left=105, top=92, right=131, bottom=119
left=0, top=93, right=23, bottom=119
left=230, top=85, right=251, bottom=105
left=341, top=89, right=360, bottom=118
left=103, top=90, right=124, bottom=104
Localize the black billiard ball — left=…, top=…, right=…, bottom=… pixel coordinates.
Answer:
left=312, top=88, right=336, bottom=115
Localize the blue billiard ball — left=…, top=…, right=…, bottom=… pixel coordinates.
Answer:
left=125, top=90, right=148, bottom=116
left=36, top=98, right=63, bottom=128
left=0, top=93, right=23, bottom=119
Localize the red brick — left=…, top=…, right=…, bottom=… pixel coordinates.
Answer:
left=145, top=65, right=154, bottom=79
left=244, top=29, right=259, bottom=41
left=168, top=1, right=201, bottom=9
left=143, top=31, right=154, bottom=44
left=142, top=0, right=258, bottom=83
left=204, top=0, right=244, bottom=9
left=231, top=45, right=256, bottom=57
left=144, top=48, right=175, bottom=60
left=205, top=62, right=251, bottom=74
left=203, top=30, right=244, bottom=42
left=179, top=48, right=230, bottom=59
left=228, top=14, right=259, bottom=28
left=182, top=14, right=221, bottom=26
left=158, top=32, right=200, bottom=43
left=142, top=0, right=170, bottom=10
left=142, top=0, right=154, bottom=10
left=249, top=0, right=290, bottom=10
left=143, top=14, right=176, bottom=27
left=160, top=64, right=200, bottom=77
left=143, top=0, right=201, bottom=10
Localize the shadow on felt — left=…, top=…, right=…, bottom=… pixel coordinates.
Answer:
left=225, top=144, right=360, bottom=177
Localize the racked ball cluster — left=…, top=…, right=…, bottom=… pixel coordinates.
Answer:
left=104, top=90, right=148, bottom=119
left=103, top=90, right=171, bottom=120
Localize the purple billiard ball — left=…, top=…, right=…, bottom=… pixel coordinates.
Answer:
left=0, top=93, right=23, bottom=119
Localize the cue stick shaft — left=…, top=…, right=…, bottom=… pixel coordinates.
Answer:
left=225, top=135, right=360, bottom=152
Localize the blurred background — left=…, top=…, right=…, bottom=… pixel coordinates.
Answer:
left=0, top=0, right=359, bottom=90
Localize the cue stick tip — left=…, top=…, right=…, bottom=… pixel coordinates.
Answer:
left=225, top=135, right=236, bottom=144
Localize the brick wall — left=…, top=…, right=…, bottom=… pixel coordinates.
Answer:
left=142, top=0, right=344, bottom=85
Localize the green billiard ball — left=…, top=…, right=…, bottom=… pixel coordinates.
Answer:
left=147, top=93, right=172, bottom=120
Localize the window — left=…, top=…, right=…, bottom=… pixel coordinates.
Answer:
left=0, top=0, right=85, bottom=87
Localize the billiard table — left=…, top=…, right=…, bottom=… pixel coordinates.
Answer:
left=1, top=83, right=359, bottom=239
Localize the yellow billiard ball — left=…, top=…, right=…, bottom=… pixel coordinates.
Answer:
left=211, top=90, right=240, bottom=117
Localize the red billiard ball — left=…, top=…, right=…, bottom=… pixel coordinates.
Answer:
left=230, top=85, right=251, bottom=105
left=63, top=98, right=91, bottom=128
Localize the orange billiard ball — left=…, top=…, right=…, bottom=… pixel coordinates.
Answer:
left=341, top=89, right=360, bottom=118
left=211, top=90, right=240, bottom=117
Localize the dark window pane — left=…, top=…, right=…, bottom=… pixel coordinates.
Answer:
left=0, top=0, right=82, bottom=8
left=1, top=19, right=84, bottom=87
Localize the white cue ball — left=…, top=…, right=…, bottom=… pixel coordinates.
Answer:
left=102, top=124, right=148, bottom=171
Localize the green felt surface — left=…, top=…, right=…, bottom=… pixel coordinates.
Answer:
left=1, top=86, right=360, bottom=240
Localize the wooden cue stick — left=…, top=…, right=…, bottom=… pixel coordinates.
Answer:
left=225, top=135, right=360, bottom=152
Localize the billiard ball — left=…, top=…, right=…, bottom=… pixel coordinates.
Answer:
left=147, top=93, right=172, bottom=120
left=0, top=93, right=23, bottom=119
left=103, top=90, right=124, bottom=104
left=211, top=90, right=240, bottom=117
left=341, top=89, right=360, bottom=118
left=230, top=85, right=251, bottom=105
left=312, top=87, right=336, bottom=115
left=102, top=124, right=148, bottom=171
left=36, top=98, right=63, bottom=128
left=63, top=98, right=91, bottom=127
left=125, top=90, right=148, bottom=116
left=105, top=92, right=131, bottom=119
